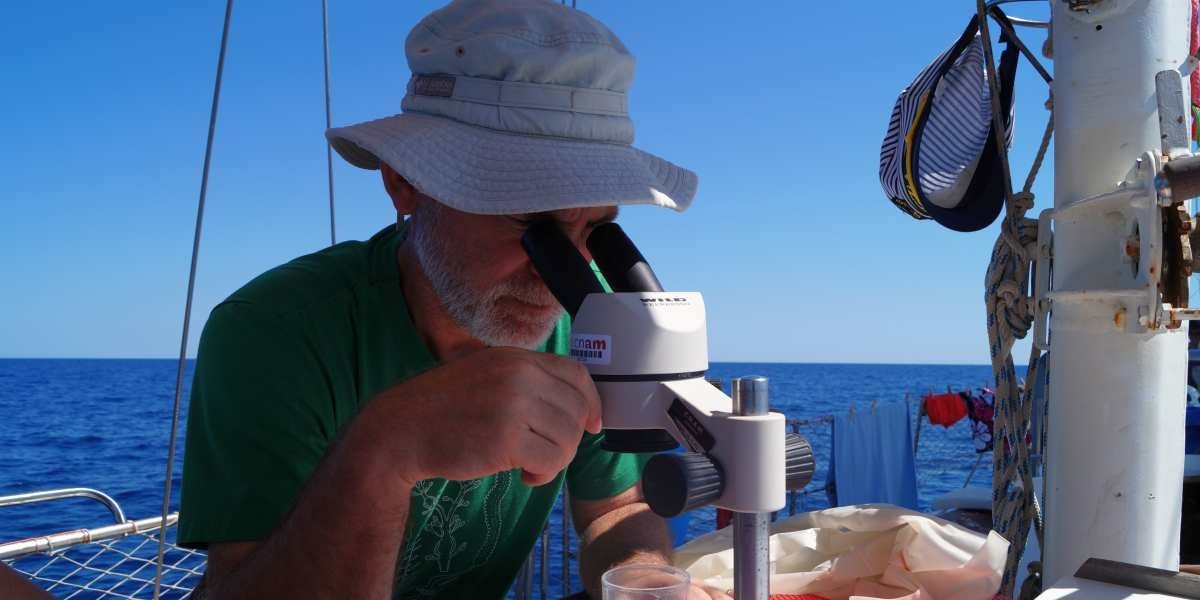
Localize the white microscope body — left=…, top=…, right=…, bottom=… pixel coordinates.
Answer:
left=522, top=220, right=814, bottom=599
left=571, top=291, right=790, bottom=513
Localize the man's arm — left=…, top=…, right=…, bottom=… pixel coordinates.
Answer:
left=193, top=347, right=602, bottom=599
left=198, top=399, right=414, bottom=599
left=573, top=485, right=730, bottom=600
left=0, top=563, right=51, bottom=600
left=575, top=485, right=671, bottom=598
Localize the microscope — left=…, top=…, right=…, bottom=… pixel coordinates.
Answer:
left=522, top=221, right=816, bottom=600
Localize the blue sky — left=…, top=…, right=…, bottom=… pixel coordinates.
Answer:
left=0, top=1, right=1057, bottom=363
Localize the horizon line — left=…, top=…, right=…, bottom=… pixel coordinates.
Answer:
left=0, top=356, right=1017, bottom=368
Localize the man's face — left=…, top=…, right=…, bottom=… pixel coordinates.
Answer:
left=409, top=195, right=618, bottom=349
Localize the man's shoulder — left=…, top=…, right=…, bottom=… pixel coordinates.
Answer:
left=221, top=228, right=396, bottom=320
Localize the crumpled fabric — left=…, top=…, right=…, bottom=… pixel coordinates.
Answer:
left=674, top=505, right=1009, bottom=600
left=924, top=393, right=968, bottom=428
left=964, top=389, right=996, bottom=454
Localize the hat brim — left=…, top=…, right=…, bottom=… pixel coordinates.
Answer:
left=326, top=113, right=697, bottom=215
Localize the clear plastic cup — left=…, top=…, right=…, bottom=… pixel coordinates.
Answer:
left=601, top=564, right=691, bottom=600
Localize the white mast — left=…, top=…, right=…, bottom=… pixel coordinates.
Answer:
left=1044, top=0, right=1190, bottom=584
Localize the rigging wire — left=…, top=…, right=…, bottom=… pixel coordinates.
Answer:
left=1006, top=16, right=1050, bottom=29
left=986, top=0, right=1050, bottom=28
left=153, top=0, right=235, bottom=597
left=322, top=0, right=337, bottom=246
left=991, top=14, right=1053, bottom=83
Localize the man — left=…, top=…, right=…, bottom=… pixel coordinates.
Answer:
left=0, top=564, right=51, bottom=600
left=178, top=1, right=725, bottom=598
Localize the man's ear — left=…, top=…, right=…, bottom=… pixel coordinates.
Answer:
left=381, top=163, right=418, bottom=216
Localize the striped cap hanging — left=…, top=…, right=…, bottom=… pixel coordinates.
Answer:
left=878, top=9, right=1019, bottom=233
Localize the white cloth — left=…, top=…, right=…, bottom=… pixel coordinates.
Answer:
left=674, top=504, right=1009, bottom=600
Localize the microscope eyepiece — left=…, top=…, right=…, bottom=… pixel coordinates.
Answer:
left=586, top=223, right=664, bottom=293
left=520, top=220, right=605, bottom=318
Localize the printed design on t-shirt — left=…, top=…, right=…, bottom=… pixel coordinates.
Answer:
left=472, top=470, right=510, bottom=566
left=394, top=480, right=438, bottom=594
left=425, top=478, right=479, bottom=573
left=393, top=473, right=512, bottom=597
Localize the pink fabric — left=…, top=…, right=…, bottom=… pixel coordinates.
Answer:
left=676, top=505, right=1008, bottom=600
left=1192, top=0, right=1198, bottom=141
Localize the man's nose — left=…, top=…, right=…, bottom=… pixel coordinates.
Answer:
left=572, top=229, right=595, bottom=264
left=555, top=217, right=595, bottom=262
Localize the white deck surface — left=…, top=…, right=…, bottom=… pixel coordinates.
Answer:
left=1038, top=575, right=1189, bottom=599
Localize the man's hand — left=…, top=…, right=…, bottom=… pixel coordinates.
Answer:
left=372, top=346, right=603, bottom=486
left=198, top=347, right=601, bottom=599
left=688, top=583, right=733, bottom=599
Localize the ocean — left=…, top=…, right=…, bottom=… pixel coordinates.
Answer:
left=0, top=359, right=1003, bottom=596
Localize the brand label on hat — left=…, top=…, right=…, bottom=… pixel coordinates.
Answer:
left=413, top=74, right=456, bottom=98
left=569, top=333, right=611, bottom=365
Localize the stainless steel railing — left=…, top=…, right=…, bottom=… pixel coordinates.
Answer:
left=0, top=487, right=206, bottom=598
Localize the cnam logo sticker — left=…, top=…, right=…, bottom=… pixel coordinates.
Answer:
left=569, top=334, right=612, bottom=365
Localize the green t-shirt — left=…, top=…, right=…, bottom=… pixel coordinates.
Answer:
left=179, top=224, right=647, bottom=599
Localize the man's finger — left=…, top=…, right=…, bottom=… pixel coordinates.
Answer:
left=582, top=380, right=602, bottom=435
left=520, top=469, right=555, bottom=487
left=529, top=383, right=590, bottom=452
left=530, top=374, right=592, bottom=435
left=529, top=353, right=603, bottom=434
left=688, top=584, right=730, bottom=600
left=515, top=426, right=570, bottom=485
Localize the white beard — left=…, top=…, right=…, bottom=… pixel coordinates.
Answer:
left=408, top=204, right=563, bottom=349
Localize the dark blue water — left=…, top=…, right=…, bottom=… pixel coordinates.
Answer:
left=0, top=359, right=1001, bottom=595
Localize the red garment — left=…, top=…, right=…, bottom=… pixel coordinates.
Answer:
left=716, top=508, right=733, bottom=529
left=923, top=392, right=967, bottom=427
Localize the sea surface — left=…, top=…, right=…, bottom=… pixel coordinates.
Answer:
left=0, top=359, right=1005, bottom=597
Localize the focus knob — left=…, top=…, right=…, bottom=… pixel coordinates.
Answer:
left=642, top=452, right=724, bottom=518
left=785, top=433, right=815, bottom=491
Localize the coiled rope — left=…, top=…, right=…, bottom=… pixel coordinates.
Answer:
left=976, top=0, right=1054, bottom=594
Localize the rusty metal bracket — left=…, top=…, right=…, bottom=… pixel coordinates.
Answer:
left=1162, top=203, right=1192, bottom=328
left=1154, top=69, right=1196, bottom=327
left=1034, top=209, right=1053, bottom=350
left=1040, top=152, right=1169, bottom=336
left=1064, top=0, right=1100, bottom=11
left=1012, top=68, right=1198, bottom=341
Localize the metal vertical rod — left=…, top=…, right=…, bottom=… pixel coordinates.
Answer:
left=540, top=524, right=549, bottom=597
left=731, top=376, right=770, bottom=600
left=154, top=1, right=234, bottom=597
left=515, top=556, right=532, bottom=599
left=963, top=452, right=985, bottom=488
left=320, top=0, right=337, bottom=245
left=788, top=420, right=799, bottom=515
left=1045, top=0, right=1190, bottom=584
left=912, top=393, right=924, bottom=454
left=561, top=488, right=571, bottom=597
